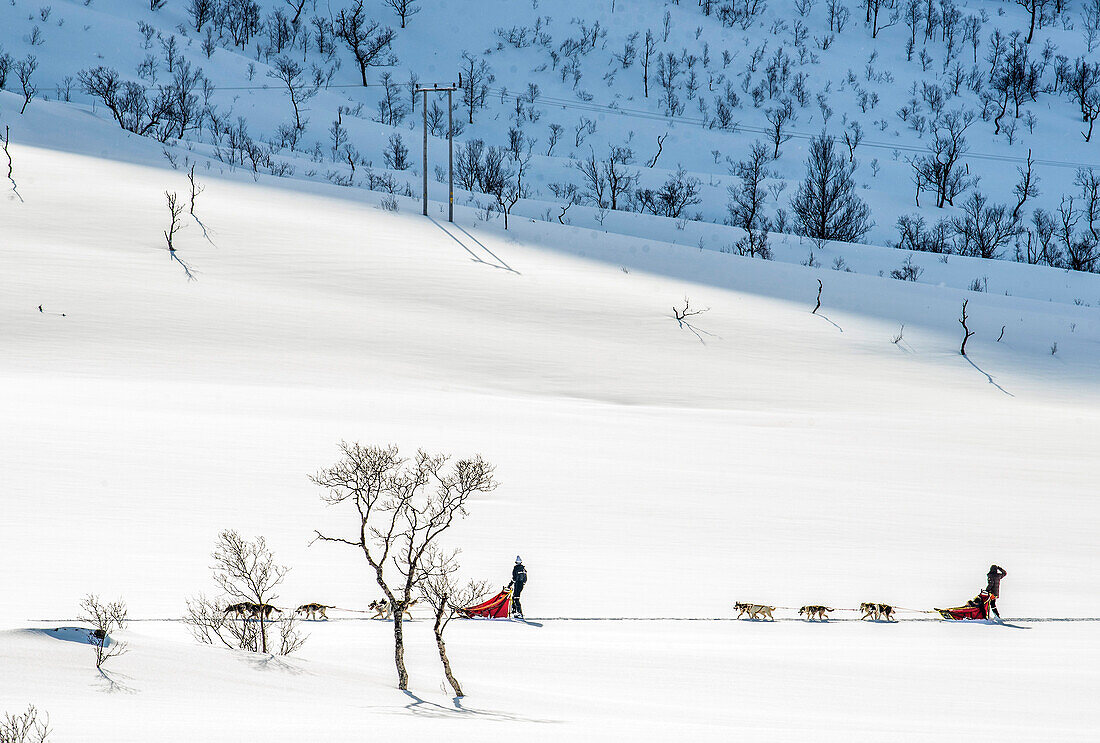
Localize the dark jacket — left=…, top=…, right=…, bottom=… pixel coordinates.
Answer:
left=986, top=565, right=1007, bottom=595
left=512, top=563, right=527, bottom=587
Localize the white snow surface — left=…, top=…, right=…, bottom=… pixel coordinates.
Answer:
left=2, top=97, right=1099, bottom=740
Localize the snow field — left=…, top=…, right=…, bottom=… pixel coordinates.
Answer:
left=1, top=618, right=1097, bottom=741
left=1, top=108, right=1098, bottom=739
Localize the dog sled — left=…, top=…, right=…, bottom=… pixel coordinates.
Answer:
left=457, top=586, right=513, bottom=619
left=936, top=591, right=995, bottom=620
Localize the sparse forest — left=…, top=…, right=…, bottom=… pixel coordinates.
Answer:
left=3, top=0, right=1100, bottom=274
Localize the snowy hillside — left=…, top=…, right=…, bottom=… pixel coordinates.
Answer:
left=2, top=0, right=1100, bottom=740
left=4, top=0, right=1100, bottom=273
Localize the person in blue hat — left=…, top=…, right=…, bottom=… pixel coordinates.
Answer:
left=509, top=556, right=528, bottom=619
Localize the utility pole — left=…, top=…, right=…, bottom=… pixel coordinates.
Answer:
left=414, top=82, right=458, bottom=222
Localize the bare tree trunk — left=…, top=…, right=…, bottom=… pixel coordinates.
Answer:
left=393, top=613, right=408, bottom=689
left=435, top=628, right=463, bottom=697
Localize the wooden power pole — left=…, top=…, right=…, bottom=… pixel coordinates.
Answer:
left=415, top=82, right=458, bottom=222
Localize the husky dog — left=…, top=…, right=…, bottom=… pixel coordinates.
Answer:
left=370, top=598, right=419, bottom=619
left=254, top=603, right=281, bottom=619
left=876, top=604, right=896, bottom=622
left=224, top=602, right=259, bottom=620
left=860, top=602, right=880, bottom=620
left=296, top=603, right=332, bottom=620
left=798, top=605, right=833, bottom=621
left=734, top=602, right=776, bottom=620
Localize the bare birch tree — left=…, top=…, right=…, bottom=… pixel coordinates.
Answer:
left=310, top=443, right=498, bottom=690
left=419, top=547, right=490, bottom=698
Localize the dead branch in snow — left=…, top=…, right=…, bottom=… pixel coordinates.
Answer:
left=959, top=299, right=975, bottom=355
left=647, top=132, right=668, bottom=168
left=673, top=297, right=710, bottom=327
left=187, top=164, right=215, bottom=244
left=163, top=191, right=197, bottom=280
left=3, top=126, right=23, bottom=202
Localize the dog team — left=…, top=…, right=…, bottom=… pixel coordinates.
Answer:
left=221, top=598, right=420, bottom=621
left=733, top=602, right=897, bottom=621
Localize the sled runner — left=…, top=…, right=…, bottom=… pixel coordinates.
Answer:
left=936, top=591, right=995, bottom=620
left=457, top=586, right=513, bottom=619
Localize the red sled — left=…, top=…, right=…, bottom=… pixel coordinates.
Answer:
left=457, top=586, right=513, bottom=619
left=936, top=591, right=994, bottom=620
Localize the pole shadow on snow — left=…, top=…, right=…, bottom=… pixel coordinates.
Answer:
left=964, top=356, right=1014, bottom=397
left=429, top=218, right=520, bottom=274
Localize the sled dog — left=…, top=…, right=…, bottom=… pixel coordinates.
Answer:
left=798, top=605, right=833, bottom=621
left=296, top=603, right=332, bottom=620
left=876, top=604, right=895, bottom=621
left=224, top=602, right=259, bottom=619
left=255, top=603, right=281, bottom=619
left=860, top=602, right=880, bottom=620
left=735, top=602, right=775, bottom=620
left=370, top=598, right=418, bottom=620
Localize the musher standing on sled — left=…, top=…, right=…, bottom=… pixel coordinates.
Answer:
left=985, top=564, right=1007, bottom=619
left=509, top=556, right=527, bottom=619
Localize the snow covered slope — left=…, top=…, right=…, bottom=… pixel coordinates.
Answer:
left=5, top=0, right=1100, bottom=266
left=3, top=619, right=1098, bottom=741
left=2, top=89, right=1099, bottom=739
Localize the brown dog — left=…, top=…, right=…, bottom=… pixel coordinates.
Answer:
left=296, top=603, right=332, bottom=620
left=735, top=602, right=776, bottom=620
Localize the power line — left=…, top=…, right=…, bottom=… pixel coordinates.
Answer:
left=54, top=75, right=1100, bottom=171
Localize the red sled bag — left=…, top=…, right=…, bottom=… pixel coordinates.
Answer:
left=936, top=591, right=994, bottom=620
left=457, top=586, right=513, bottom=619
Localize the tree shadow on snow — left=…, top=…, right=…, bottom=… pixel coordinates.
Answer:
left=238, top=652, right=309, bottom=676
left=813, top=312, right=844, bottom=333
left=672, top=316, right=720, bottom=346
left=430, top=218, right=520, bottom=274
left=400, top=690, right=556, bottom=724
left=964, top=356, right=1014, bottom=397
left=95, top=667, right=138, bottom=695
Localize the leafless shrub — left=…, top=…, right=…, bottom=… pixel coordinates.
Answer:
left=892, top=324, right=905, bottom=344
left=0, top=705, right=51, bottom=743
left=184, top=531, right=305, bottom=656
left=78, top=595, right=128, bottom=668
left=16, top=55, right=38, bottom=114
left=890, top=254, right=924, bottom=281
